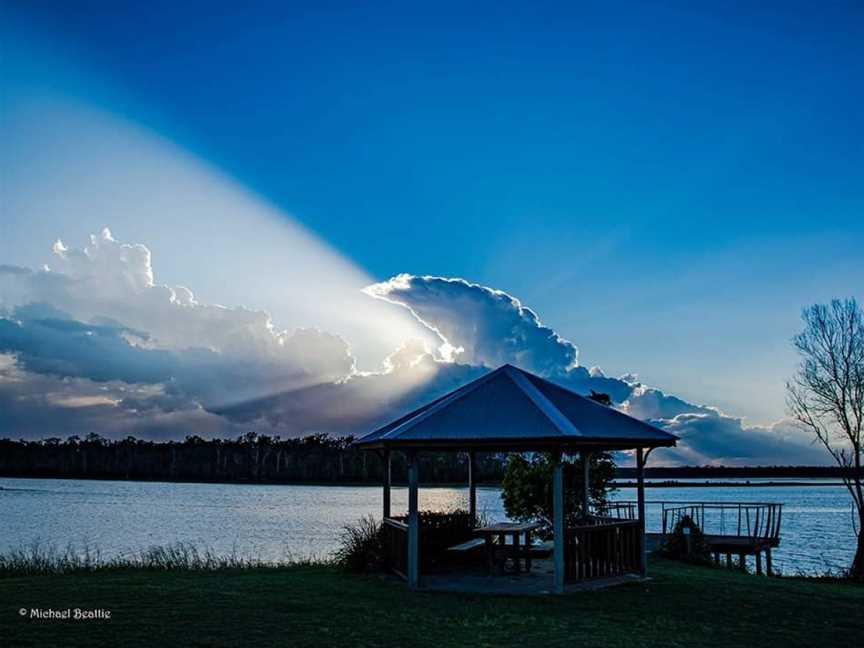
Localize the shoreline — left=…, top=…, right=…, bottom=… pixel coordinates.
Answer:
left=0, top=474, right=848, bottom=489
left=613, top=480, right=847, bottom=488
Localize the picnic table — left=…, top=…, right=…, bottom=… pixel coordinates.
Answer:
left=474, top=522, right=541, bottom=574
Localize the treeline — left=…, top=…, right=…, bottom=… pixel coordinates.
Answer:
left=1, top=434, right=855, bottom=485
left=0, top=433, right=506, bottom=484
left=616, top=465, right=859, bottom=479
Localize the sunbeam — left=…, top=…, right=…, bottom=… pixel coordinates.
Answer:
left=1, top=32, right=436, bottom=375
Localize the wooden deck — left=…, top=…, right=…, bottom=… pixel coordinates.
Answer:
left=634, top=501, right=783, bottom=576
left=382, top=515, right=645, bottom=593
left=418, top=558, right=645, bottom=595
left=381, top=500, right=784, bottom=594
left=702, top=534, right=780, bottom=552
left=647, top=532, right=779, bottom=552
left=664, top=502, right=781, bottom=575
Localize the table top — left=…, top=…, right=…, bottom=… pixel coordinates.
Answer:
left=474, top=522, right=541, bottom=534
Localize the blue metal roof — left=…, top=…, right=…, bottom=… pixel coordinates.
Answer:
left=353, top=364, right=678, bottom=450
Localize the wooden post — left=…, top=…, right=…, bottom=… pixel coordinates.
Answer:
left=755, top=551, right=763, bottom=576
left=382, top=449, right=391, bottom=520
left=513, top=532, right=521, bottom=573
left=407, top=451, right=420, bottom=589
left=552, top=449, right=565, bottom=593
left=636, top=447, right=647, bottom=578
left=582, top=450, right=591, bottom=517
left=468, top=450, right=477, bottom=524
left=765, top=548, right=773, bottom=576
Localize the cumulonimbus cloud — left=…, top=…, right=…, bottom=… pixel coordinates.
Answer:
left=361, top=273, right=826, bottom=465
left=0, top=233, right=827, bottom=464
left=363, top=274, right=581, bottom=376
left=0, top=229, right=355, bottom=411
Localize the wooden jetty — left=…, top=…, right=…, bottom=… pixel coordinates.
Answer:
left=643, top=502, right=782, bottom=575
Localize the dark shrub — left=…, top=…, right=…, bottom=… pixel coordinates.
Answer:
left=338, top=510, right=482, bottom=574
left=501, top=452, right=615, bottom=538
left=418, top=510, right=474, bottom=567
left=388, top=509, right=477, bottom=569
left=334, top=516, right=384, bottom=573
left=661, top=515, right=712, bottom=565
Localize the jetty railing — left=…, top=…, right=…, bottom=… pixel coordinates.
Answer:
left=596, top=501, right=637, bottom=520
left=564, top=517, right=641, bottom=581
left=608, top=500, right=783, bottom=545
left=659, top=502, right=782, bottom=544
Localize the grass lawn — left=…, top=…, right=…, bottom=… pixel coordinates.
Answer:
left=1, top=559, right=861, bottom=648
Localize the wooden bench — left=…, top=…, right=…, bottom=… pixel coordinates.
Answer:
left=531, top=540, right=554, bottom=555
left=447, top=538, right=486, bottom=552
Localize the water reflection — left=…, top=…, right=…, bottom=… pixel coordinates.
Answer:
left=0, top=478, right=855, bottom=574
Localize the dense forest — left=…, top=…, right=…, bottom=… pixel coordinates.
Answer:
left=615, top=465, right=858, bottom=479
left=0, top=433, right=507, bottom=484
left=0, top=434, right=857, bottom=485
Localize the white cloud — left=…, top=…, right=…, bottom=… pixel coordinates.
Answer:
left=621, top=383, right=714, bottom=421
left=651, top=412, right=825, bottom=466
left=360, top=273, right=829, bottom=466
left=364, top=274, right=580, bottom=375
left=0, top=231, right=356, bottom=412
left=0, top=239, right=829, bottom=464
left=3, top=228, right=354, bottom=375
left=0, top=354, right=248, bottom=441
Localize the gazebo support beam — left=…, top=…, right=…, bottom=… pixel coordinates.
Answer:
left=582, top=451, right=591, bottom=517
left=468, top=450, right=477, bottom=523
left=407, top=450, right=420, bottom=589
left=636, top=447, right=647, bottom=578
left=382, top=449, right=391, bottom=520
left=552, top=450, right=565, bottom=593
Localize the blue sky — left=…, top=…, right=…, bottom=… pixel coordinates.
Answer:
left=3, top=1, right=864, bottom=430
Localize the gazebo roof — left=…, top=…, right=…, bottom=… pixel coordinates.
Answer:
left=353, top=364, right=677, bottom=451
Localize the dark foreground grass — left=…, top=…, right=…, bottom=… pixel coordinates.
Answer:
left=2, top=559, right=862, bottom=648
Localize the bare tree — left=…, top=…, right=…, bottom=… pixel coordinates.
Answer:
left=787, top=298, right=864, bottom=579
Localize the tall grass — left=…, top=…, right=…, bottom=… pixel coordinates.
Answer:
left=333, top=516, right=383, bottom=573
left=333, top=509, right=493, bottom=574
left=0, top=541, right=326, bottom=577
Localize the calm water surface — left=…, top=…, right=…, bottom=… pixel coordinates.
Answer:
left=0, top=477, right=856, bottom=574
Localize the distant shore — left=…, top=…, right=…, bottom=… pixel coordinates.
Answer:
left=0, top=474, right=849, bottom=489
left=613, top=480, right=846, bottom=488
left=3, top=436, right=860, bottom=487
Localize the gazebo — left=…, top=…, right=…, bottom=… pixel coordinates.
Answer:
left=353, top=364, right=677, bottom=593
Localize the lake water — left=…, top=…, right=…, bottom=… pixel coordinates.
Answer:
left=0, top=477, right=856, bottom=575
